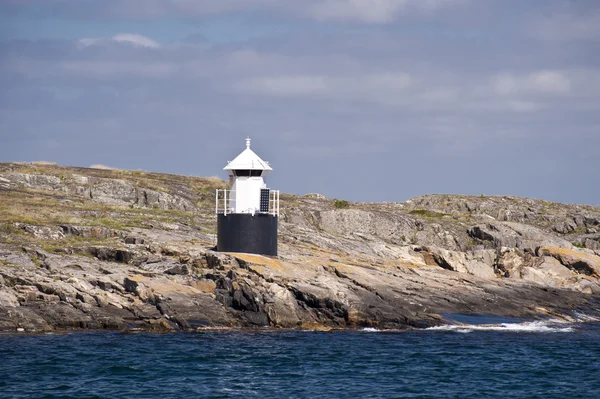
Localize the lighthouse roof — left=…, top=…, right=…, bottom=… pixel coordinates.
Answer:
left=224, top=137, right=273, bottom=171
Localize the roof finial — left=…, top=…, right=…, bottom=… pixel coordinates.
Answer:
left=246, top=136, right=251, bottom=149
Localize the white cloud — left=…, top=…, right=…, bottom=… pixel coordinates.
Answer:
left=362, top=72, right=412, bottom=90
left=491, top=71, right=571, bottom=96
left=8, top=0, right=464, bottom=23
left=311, top=0, right=409, bottom=23
left=235, top=72, right=413, bottom=104
left=529, top=71, right=571, bottom=94
left=2, top=1, right=600, bottom=205
left=233, top=67, right=584, bottom=115
left=78, top=33, right=160, bottom=49
left=78, top=38, right=102, bottom=47
left=236, top=75, right=330, bottom=96
left=112, top=34, right=160, bottom=48
left=309, top=0, right=462, bottom=23
left=60, top=61, right=176, bottom=79
left=507, top=100, right=541, bottom=113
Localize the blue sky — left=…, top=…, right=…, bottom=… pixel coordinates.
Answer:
left=1, top=0, right=599, bottom=205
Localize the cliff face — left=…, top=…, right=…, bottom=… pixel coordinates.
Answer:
left=1, top=162, right=600, bottom=332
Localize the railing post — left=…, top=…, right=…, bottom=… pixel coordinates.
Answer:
left=224, top=190, right=227, bottom=216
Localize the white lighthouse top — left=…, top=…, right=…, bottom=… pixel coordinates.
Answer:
left=223, top=137, right=272, bottom=172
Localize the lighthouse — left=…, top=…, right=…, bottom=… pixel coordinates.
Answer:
left=215, top=138, right=279, bottom=256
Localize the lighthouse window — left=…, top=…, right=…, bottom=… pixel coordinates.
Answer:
left=234, top=170, right=262, bottom=177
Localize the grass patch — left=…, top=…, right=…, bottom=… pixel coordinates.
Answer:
left=0, top=163, right=228, bottom=238
left=39, top=235, right=116, bottom=254
left=409, top=209, right=448, bottom=218
left=333, top=199, right=350, bottom=209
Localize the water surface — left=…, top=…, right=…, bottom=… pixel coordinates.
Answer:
left=2, top=320, right=599, bottom=398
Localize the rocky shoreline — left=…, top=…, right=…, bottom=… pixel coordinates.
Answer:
left=1, top=162, right=600, bottom=333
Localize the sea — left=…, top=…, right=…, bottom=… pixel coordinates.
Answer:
left=1, top=316, right=599, bottom=399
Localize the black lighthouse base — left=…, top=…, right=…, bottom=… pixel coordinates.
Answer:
left=217, top=213, right=278, bottom=256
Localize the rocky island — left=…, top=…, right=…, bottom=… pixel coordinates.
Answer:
left=1, top=162, right=599, bottom=332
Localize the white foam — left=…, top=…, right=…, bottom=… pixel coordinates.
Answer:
left=571, top=312, right=600, bottom=322
left=427, top=320, right=574, bottom=333
left=361, top=327, right=381, bottom=332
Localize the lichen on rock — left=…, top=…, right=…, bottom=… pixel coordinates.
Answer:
left=1, top=162, right=600, bottom=332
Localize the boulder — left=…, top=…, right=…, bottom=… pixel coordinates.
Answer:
left=536, top=246, right=600, bottom=277
left=417, top=247, right=497, bottom=279
left=496, top=248, right=526, bottom=278
left=520, top=257, right=573, bottom=287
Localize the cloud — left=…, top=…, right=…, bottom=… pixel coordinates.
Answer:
left=234, top=66, right=579, bottom=114
left=531, top=7, right=600, bottom=42
left=79, top=33, right=160, bottom=48
left=235, top=72, right=414, bottom=107
left=310, top=0, right=410, bottom=23
left=60, top=60, right=175, bottom=79
left=506, top=100, right=541, bottom=113
left=0, top=0, right=465, bottom=23
left=491, top=71, right=571, bottom=96
left=1, top=2, right=600, bottom=204
left=309, top=0, right=464, bottom=23
left=236, top=75, right=330, bottom=96
left=112, top=33, right=161, bottom=48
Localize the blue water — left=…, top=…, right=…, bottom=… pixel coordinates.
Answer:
left=2, top=322, right=600, bottom=398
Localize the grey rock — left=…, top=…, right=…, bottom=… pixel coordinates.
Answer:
left=468, top=222, right=572, bottom=251
left=2, top=163, right=600, bottom=332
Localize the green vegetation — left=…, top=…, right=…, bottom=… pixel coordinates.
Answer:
left=0, top=162, right=230, bottom=253
left=410, top=229, right=418, bottom=245
left=409, top=209, right=448, bottom=218
left=573, top=242, right=585, bottom=249
left=333, top=199, right=350, bottom=209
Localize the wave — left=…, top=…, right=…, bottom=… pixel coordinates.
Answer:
left=427, top=320, right=574, bottom=333
left=361, top=327, right=381, bottom=332
left=569, top=312, right=600, bottom=323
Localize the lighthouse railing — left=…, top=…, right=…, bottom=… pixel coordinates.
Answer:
left=270, top=190, right=280, bottom=217
left=216, top=189, right=279, bottom=216
left=215, top=189, right=235, bottom=215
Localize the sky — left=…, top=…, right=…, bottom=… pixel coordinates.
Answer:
left=0, top=0, right=599, bottom=205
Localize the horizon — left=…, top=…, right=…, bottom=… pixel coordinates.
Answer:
left=1, top=0, right=598, bottom=205
left=3, top=160, right=598, bottom=207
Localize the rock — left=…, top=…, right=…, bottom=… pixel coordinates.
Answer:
left=584, top=238, right=599, bottom=250
left=422, top=247, right=497, bottom=279
left=468, top=222, right=572, bottom=250
left=520, top=257, right=573, bottom=287
left=123, top=276, right=154, bottom=302
left=2, top=163, right=600, bottom=332
left=164, top=264, right=189, bottom=275
left=263, top=283, right=304, bottom=327
left=84, top=179, right=195, bottom=211
left=60, top=225, right=117, bottom=239
left=138, top=260, right=186, bottom=275
left=303, top=193, right=327, bottom=199
left=536, top=246, right=600, bottom=277
left=87, top=247, right=135, bottom=264
left=573, top=280, right=600, bottom=295
left=125, top=236, right=145, bottom=245
left=0, top=291, right=20, bottom=307
left=14, top=223, right=65, bottom=240
left=5, top=173, right=63, bottom=191
left=496, top=248, right=526, bottom=278
left=553, top=220, right=577, bottom=234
